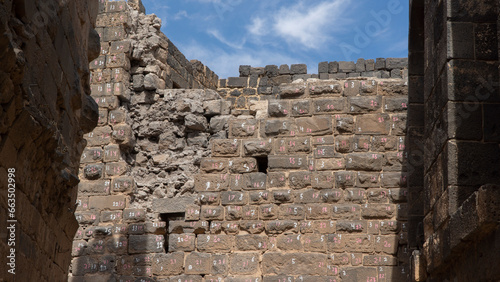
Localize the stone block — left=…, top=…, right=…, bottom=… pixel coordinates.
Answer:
left=296, top=116, right=332, bottom=136
left=230, top=119, right=258, bottom=138
left=339, top=61, right=356, bottom=72
left=185, top=252, right=212, bottom=274
left=290, top=64, right=307, bottom=74
left=152, top=196, right=196, bottom=213
left=106, top=53, right=130, bottom=69
left=340, top=267, right=378, bottom=282
left=89, top=195, right=126, bottom=210
left=268, top=156, right=308, bottom=171
left=268, top=100, right=290, bottom=117
left=229, top=253, right=260, bottom=275
left=128, top=235, right=165, bottom=254
left=262, top=253, right=328, bottom=275
left=356, top=114, right=391, bottom=135
left=200, top=206, right=225, bottom=220
left=152, top=252, right=184, bottom=276
left=312, top=98, right=346, bottom=114
left=212, top=139, right=240, bottom=157
left=346, top=153, right=385, bottom=171
left=197, top=234, right=233, bottom=252
left=279, top=83, right=306, bottom=98
left=168, top=234, right=195, bottom=252
left=243, top=139, right=273, bottom=156
left=227, top=77, right=248, bottom=88
left=386, top=58, right=408, bottom=69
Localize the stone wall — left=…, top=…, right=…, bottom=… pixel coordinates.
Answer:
left=68, top=1, right=415, bottom=281
left=409, top=0, right=500, bottom=281
left=72, top=59, right=411, bottom=282
left=219, top=59, right=407, bottom=112
left=167, top=77, right=410, bottom=282
left=223, top=58, right=408, bottom=86
left=0, top=0, right=99, bottom=281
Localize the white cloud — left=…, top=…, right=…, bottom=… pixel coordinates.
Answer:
left=247, top=17, right=268, bottom=37
left=273, top=0, right=352, bottom=49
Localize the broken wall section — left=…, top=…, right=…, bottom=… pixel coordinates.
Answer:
left=70, top=0, right=222, bottom=280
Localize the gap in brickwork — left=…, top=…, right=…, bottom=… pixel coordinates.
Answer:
left=160, top=212, right=185, bottom=252
left=255, top=156, right=269, bottom=174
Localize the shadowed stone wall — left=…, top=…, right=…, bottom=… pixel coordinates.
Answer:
left=408, top=0, right=500, bottom=281
left=0, top=0, right=99, bottom=281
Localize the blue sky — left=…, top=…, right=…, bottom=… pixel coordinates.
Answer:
left=141, top=0, right=409, bottom=78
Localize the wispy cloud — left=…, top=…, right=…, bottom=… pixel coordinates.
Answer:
left=207, top=29, right=246, bottom=49
left=247, top=17, right=268, bottom=37
left=172, top=10, right=189, bottom=20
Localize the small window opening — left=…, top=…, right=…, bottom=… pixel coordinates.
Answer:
left=160, top=212, right=185, bottom=252
left=255, top=156, right=268, bottom=173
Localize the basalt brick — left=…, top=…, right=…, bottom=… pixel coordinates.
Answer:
left=243, top=139, right=273, bottom=156
left=235, top=235, right=269, bottom=251
left=348, top=96, right=382, bottom=113
left=168, top=234, right=195, bottom=252
left=268, top=155, right=308, bottom=170
left=346, top=153, right=385, bottom=171
left=201, top=206, right=225, bottom=220
left=313, top=98, right=346, bottom=114
left=266, top=220, right=299, bottom=234
left=264, top=118, right=296, bottom=136
left=128, top=235, right=165, bottom=254
left=200, top=158, right=229, bottom=173
left=197, top=234, right=233, bottom=252
left=195, top=174, right=229, bottom=192
left=291, top=100, right=311, bottom=116
left=229, top=253, right=260, bottom=275
left=355, top=114, right=391, bottom=135
left=311, top=172, right=335, bottom=189
left=152, top=252, right=184, bottom=276
left=240, top=221, right=266, bottom=234
left=273, top=190, right=294, bottom=203
left=221, top=191, right=248, bottom=205
left=279, top=204, right=305, bottom=220
left=309, top=81, right=342, bottom=96
left=225, top=205, right=243, bottom=220
left=262, top=253, right=328, bottom=276
left=277, top=234, right=302, bottom=251
left=268, top=100, right=291, bottom=117
left=296, top=116, right=332, bottom=136
left=267, top=172, right=286, bottom=188
left=212, top=139, right=241, bottom=157
left=340, top=267, right=378, bottom=282
left=249, top=191, right=272, bottom=204
left=185, top=252, right=212, bottom=274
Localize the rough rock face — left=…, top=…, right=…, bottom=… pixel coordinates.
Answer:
left=0, top=0, right=99, bottom=281
left=130, top=89, right=228, bottom=202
